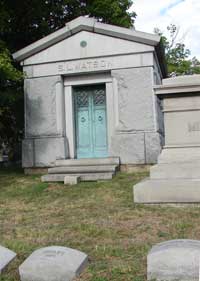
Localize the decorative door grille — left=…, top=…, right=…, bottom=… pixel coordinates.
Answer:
left=76, top=91, right=88, bottom=107
left=94, top=88, right=106, bottom=106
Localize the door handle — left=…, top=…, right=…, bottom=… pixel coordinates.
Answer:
left=98, top=116, right=103, bottom=121
left=81, top=117, right=86, bottom=123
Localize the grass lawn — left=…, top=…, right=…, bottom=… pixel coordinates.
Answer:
left=1, top=168, right=200, bottom=281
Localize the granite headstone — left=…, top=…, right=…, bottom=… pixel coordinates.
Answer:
left=0, top=245, right=16, bottom=273
left=19, top=246, right=88, bottom=281
left=148, top=239, right=200, bottom=281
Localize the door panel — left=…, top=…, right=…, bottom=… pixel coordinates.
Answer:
left=77, top=109, right=92, bottom=157
left=74, top=84, right=108, bottom=159
left=93, top=87, right=107, bottom=157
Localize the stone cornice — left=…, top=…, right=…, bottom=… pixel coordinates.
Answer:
left=13, top=16, right=160, bottom=62
left=154, top=83, right=200, bottom=96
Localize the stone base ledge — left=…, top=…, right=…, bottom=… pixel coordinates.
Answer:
left=24, top=168, right=48, bottom=175
left=134, top=178, right=200, bottom=203
left=120, top=164, right=151, bottom=173
left=150, top=162, right=200, bottom=179
left=25, top=164, right=151, bottom=175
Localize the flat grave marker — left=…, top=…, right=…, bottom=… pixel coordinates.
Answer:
left=19, top=246, right=88, bottom=281
left=0, top=245, right=16, bottom=273
left=148, top=239, right=200, bottom=281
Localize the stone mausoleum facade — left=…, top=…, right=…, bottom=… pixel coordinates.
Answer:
left=13, top=17, right=166, bottom=170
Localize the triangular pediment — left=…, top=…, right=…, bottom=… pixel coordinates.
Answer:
left=13, top=16, right=160, bottom=62
left=23, top=30, right=155, bottom=65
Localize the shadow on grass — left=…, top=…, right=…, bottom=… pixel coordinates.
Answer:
left=0, top=164, right=24, bottom=175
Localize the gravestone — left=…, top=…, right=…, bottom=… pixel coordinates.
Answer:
left=148, top=239, right=200, bottom=281
left=0, top=245, right=16, bottom=273
left=134, top=75, right=200, bottom=203
left=19, top=246, right=88, bottom=281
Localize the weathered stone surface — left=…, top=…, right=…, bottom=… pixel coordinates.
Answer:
left=42, top=172, right=114, bottom=182
left=165, top=110, right=200, bottom=147
left=0, top=246, right=16, bottom=273
left=134, top=179, right=200, bottom=203
left=151, top=162, right=200, bottom=179
left=112, top=67, right=154, bottom=131
left=148, top=239, right=200, bottom=281
left=19, top=246, right=88, bottom=281
left=55, top=157, right=120, bottom=167
left=157, top=147, right=200, bottom=164
left=134, top=75, right=200, bottom=203
left=64, top=175, right=80, bottom=185
left=120, top=164, right=150, bottom=173
left=13, top=16, right=160, bottom=64
left=23, top=30, right=154, bottom=66
left=16, top=17, right=164, bottom=168
left=163, top=74, right=200, bottom=85
left=24, top=168, right=48, bottom=175
left=25, top=76, right=61, bottom=137
left=109, top=67, right=162, bottom=165
left=34, top=137, right=67, bottom=167
left=155, top=75, right=200, bottom=95
left=145, top=132, right=162, bottom=164
left=24, top=53, right=154, bottom=78
left=22, top=137, right=68, bottom=168
left=22, top=139, right=34, bottom=168
left=111, top=133, right=145, bottom=164
left=48, top=165, right=116, bottom=174
left=155, top=95, right=164, bottom=134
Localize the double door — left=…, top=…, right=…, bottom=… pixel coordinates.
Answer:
left=74, top=84, right=108, bottom=159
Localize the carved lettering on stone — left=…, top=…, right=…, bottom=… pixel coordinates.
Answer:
left=188, top=121, right=200, bottom=132
left=58, top=59, right=112, bottom=74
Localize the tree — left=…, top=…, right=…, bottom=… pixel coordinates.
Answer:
left=1, top=0, right=136, bottom=52
left=86, top=0, right=135, bottom=28
left=191, top=57, right=200, bottom=74
left=0, top=41, right=23, bottom=159
left=0, top=0, right=136, bottom=160
left=155, top=24, right=200, bottom=76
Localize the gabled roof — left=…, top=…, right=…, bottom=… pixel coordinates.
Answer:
left=13, top=16, right=167, bottom=77
left=13, top=16, right=161, bottom=62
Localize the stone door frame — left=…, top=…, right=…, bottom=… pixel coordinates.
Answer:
left=64, top=72, right=119, bottom=159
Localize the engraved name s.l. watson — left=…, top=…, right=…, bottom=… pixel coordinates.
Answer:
left=58, top=59, right=112, bottom=73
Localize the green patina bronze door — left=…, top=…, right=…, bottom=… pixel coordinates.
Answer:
left=74, top=84, right=108, bottom=159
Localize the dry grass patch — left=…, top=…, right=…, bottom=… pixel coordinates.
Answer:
left=0, top=167, right=200, bottom=281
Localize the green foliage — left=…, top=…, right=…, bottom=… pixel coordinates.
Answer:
left=0, top=41, right=23, bottom=157
left=86, top=0, right=135, bottom=28
left=1, top=0, right=136, bottom=52
left=0, top=0, right=136, bottom=160
left=155, top=24, right=200, bottom=76
left=0, top=42, right=22, bottom=82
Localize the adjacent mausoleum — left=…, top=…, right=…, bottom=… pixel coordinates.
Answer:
left=13, top=16, right=166, bottom=171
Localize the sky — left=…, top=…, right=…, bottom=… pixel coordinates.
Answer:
left=131, top=0, right=200, bottom=59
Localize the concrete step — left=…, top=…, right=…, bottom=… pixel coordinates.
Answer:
left=134, top=178, right=200, bottom=203
left=48, top=165, right=117, bottom=174
left=41, top=172, right=114, bottom=182
left=55, top=157, right=120, bottom=167
left=150, top=163, right=200, bottom=179
left=64, top=175, right=80, bottom=185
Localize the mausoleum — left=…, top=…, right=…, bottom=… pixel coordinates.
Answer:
left=13, top=16, right=166, bottom=175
